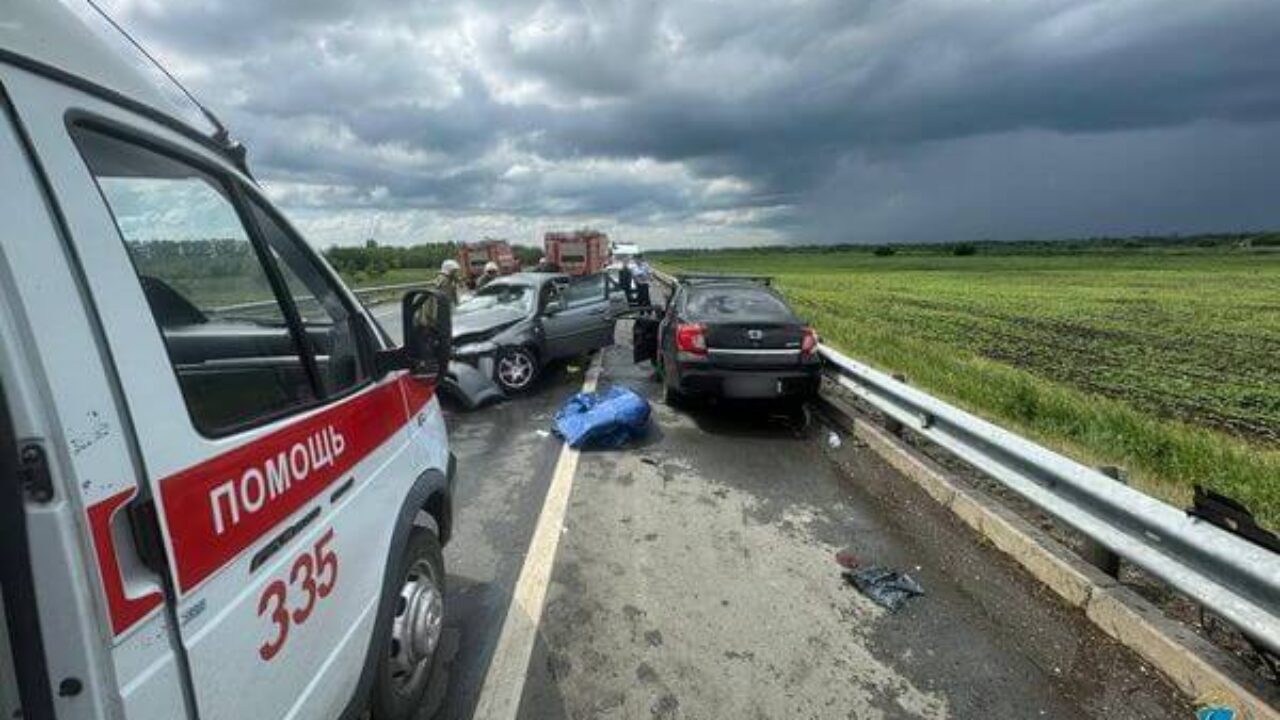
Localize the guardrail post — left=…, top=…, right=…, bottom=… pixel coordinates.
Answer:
left=1081, top=465, right=1128, bottom=577
left=885, top=373, right=907, bottom=436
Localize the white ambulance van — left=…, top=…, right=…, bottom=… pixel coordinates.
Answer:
left=0, top=2, right=456, bottom=718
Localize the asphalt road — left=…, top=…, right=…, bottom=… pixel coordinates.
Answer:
left=371, top=304, right=591, bottom=719
left=369, top=301, right=1191, bottom=719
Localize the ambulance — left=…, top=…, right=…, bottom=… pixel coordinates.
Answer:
left=0, top=2, right=456, bottom=718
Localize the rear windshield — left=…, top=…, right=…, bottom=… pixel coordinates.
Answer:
left=684, top=287, right=795, bottom=321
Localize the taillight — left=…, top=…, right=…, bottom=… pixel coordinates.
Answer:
left=801, top=327, right=818, bottom=356
left=675, top=323, right=708, bottom=356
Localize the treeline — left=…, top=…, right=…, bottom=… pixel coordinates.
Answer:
left=125, top=239, right=547, bottom=284
left=322, top=240, right=543, bottom=279
left=128, top=239, right=258, bottom=278
left=650, top=232, right=1280, bottom=257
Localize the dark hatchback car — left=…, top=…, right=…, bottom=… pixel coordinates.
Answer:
left=633, top=275, right=820, bottom=405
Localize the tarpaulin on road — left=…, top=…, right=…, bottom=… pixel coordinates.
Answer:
left=844, top=566, right=925, bottom=612
left=554, top=385, right=650, bottom=449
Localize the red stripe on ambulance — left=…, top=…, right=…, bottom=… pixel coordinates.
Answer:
left=160, top=376, right=435, bottom=594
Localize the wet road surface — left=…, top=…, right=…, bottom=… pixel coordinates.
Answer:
left=369, top=302, right=1191, bottom=719
left=373, top=303, right=589, bottom=719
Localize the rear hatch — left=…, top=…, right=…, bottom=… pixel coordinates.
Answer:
left=705, top=323, right=804, bottom=349
left=685, top=284, right=806, bottom=368
left=704, top=323, right=804, bottom=367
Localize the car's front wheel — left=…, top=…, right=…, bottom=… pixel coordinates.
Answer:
left=370, top=528, right=445, bottom=720
left=494, top=346, right=539, bottom=393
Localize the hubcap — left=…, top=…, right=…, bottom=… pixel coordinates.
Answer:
left=498, top=352, right=534, bottom=388
left=388, top=559, right=443, bottom=694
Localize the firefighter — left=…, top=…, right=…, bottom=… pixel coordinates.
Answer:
left=433, top=259, right=463, bottom=305
left=477, top=261, right=500, bottom=288
left=617, top=260, right=634, bottom=304
left=629, top=254, right=653, bottom=306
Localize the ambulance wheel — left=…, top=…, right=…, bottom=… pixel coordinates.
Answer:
left=371, top=528, right=445, bottom=720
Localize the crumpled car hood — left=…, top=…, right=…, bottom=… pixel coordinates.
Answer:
left=452, top=306, right=524, bottom=341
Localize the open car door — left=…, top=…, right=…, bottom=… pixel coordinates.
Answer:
left=628, top=307, right=663, bottom=364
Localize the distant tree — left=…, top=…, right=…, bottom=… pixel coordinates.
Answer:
left=952, top=243, right=977, bottom=256
left=513, top=244, right=544, bottom=266
left=873, top=245, right=896, bottom=257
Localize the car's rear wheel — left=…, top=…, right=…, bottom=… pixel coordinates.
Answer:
left=663, top=385, right=682, bottom=407
left=494, top=346, right=538, bottom=393
left=663, top=376, right=692, bottom=408
left=370, top=528, right=445, bottom=720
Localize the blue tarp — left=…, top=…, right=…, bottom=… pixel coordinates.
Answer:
left=554, top=385, right=651, bottom=449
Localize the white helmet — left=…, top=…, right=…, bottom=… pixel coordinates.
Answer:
left=484, top=261, right=499, bottom=273
left=441, top=259, right=460, bottom=275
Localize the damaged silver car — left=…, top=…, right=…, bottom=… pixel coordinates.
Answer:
left=445, top=272, right=625, bottom=407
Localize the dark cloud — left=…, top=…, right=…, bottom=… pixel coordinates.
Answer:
left=106, top=0, right=1280, bottom=246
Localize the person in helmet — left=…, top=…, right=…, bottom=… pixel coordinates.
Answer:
left=477, top=260, right=500, bottom=288
left=433, top=259, right=463, bottom=305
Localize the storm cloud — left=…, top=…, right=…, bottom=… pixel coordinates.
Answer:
left=102, top=0, right=1280, bottom=247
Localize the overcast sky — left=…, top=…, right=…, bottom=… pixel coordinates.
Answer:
left=104, top=0, right=1280, bottom=249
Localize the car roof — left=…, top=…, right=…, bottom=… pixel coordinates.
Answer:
left=486, top=272, right=568, bottom=288
left=1, top=0, right=217, bottom=136
left=681, top=281, right=779, bottom=295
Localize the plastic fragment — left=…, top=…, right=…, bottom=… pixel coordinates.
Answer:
left=843, top=566, right=925, bottom=612
left=835, top=548, right=860, bottom=570
left=827, top=431, right=842, bottom=449
left=1195, top=689, right=1242, bottom=720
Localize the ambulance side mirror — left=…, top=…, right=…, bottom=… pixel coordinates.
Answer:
left=403, top=289, right=451, bottom=377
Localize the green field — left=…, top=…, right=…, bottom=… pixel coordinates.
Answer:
left=659, top=247, right=1280, bottom=529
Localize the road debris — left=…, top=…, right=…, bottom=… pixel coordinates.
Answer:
left=1194, top=690, right=1242, bottom=720
left=827, top=431, right=842, bottom=449
left=834, top=548, right=860, bottom=570
left=553, top=385, right=651, bottom=449
left=843, top=566, right=925, bottom=612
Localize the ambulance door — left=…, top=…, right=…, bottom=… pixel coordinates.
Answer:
left=10, top=77, right=431, bottom=720
left=0, top=73, right=191, bottom=718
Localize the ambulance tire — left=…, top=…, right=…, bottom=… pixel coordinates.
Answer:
left=370, top=527, right=446, bottom=720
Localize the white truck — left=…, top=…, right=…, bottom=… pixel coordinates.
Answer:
left=0, top=2, right=456, bottom=718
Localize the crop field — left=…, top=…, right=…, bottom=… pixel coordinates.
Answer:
left=659, top=247, right=1280, bottom=529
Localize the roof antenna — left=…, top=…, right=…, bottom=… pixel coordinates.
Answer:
left=84, top=0, right=246, bottom=165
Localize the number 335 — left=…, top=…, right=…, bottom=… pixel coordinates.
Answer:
left=257, top=529, right=339, bottom=661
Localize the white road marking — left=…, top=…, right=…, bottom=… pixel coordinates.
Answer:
left=471, top=354, right=602, bottom=720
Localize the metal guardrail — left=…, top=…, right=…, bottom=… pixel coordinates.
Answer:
left=351, top=281, right=432, bottom=298
left=210, top=281, right=430, bottom=314
left=652, top=268, right=1280, bottom=654
left=821, top=346, right=1280, bottom=655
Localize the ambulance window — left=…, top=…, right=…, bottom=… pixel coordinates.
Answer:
left=73, top=127, right=318, bottom=435
left=247, top=199, right=369, bottom=397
